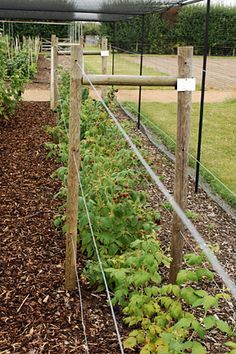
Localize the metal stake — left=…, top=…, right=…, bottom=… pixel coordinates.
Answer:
left=112, top=22, right=116, bottom=75
left=195, top=0, right=211, bottom=193
left=137, top=15, right=145, bottom=129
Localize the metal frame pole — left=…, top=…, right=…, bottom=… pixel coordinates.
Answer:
left=195, top=0, right=211, bottom=193
left=137, top=15, right=145, bottom=129
left=112, top=22, right=116, bottom=75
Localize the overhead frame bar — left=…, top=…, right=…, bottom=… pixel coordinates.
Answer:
left=0, top=0, right=203, bottom=22
left=0, top=0, right=201, bottom=14
left=0, top=10, right=132, bottom=22
left=0, top=19, right=70, bottom=25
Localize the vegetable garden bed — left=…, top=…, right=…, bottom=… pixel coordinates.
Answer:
left=0, top=56, right=235, bottom=354
left=46, top=69, right=236, bottom=353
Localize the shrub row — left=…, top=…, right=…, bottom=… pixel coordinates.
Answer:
left=46, top=72, right=236, bottom=353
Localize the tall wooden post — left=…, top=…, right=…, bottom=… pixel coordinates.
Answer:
left=169, top=47, right=193, bottom=283
left=65, top=44, right=82, bottom=291
left=50, top=35, right=58, bottom=110
left=101, top=37, right=108, bottom=99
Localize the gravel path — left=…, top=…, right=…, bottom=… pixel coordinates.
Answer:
left=115, top=88, right=236, bottom=103
left=23, top=88, right=236, bottom=103
left=125, top=55, right=236, bottom=90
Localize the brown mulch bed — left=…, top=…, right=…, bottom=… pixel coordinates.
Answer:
left=1, top=54, right=235, bottom=353
left=25, top=55, right=50, bottom=90
left=0, top=102, right=128, bottom=354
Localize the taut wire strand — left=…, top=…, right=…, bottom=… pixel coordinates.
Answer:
left=122, top=102, right=236, bottom=199
left=78, top=62, right=236, bottom=299
left=70, top=234, right=90, bottom=354
left=73, top=154, right=125, bottom=354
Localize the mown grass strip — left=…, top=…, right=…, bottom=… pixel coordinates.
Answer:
left=123, top=100, right=236, bottom=207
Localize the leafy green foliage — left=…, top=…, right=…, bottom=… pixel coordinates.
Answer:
left=47, top=71, right=235, bottom=354
left=101, top=5, right=236, bottom=55
left=0, top=36, right=38, bottom=122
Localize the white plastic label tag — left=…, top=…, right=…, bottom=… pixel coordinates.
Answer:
left=101, top=50, right=109, bottom=57
left=177, top=78, right=196, bottom=92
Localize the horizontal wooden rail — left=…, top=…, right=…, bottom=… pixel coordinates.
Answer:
left=82, top=74, right=177, bottom=87
left=58, top=50, right=70, bottom=55
left=58, top=42, right=74, bottom=47
left=58, top=49, right=101, bottom=55
left=83, top=51, right=101, bottom=55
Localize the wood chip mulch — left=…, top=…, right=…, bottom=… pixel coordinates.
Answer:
left=0, top=102, right=128, bottom=354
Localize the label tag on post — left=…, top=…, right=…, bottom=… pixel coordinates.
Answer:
left=101, top=50, right=109, bottom=57
left=177, top=78, right=196, bottom=92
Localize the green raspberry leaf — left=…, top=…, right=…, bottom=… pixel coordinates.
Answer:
left=216, top=320, right=233, bottom=335
left=225, top=341, right=236, bottom=349
left=123, top=336, right=137, bottom=349
left=192, top=341, right=206, bottom=354
left=203, top=315, right=216, bottom=329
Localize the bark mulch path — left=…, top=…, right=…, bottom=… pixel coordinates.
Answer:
left=25, top=55, right=50, bottom=90
left=0, top=102, right=127, bottom=354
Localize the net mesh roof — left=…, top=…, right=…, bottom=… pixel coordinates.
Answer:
left=0, top=0, right=202, bottom=22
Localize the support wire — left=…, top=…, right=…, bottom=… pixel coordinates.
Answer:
left=70, top=233, right=90, bottom=354
left=73, top=155, right=125, bottom=354
left=79, top=63, right=236, bottom=299
left=59, top=74, right=125, bottom=353
left=122, top=102, right=236, bottom=200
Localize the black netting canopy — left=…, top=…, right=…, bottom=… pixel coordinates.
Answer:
left=0, top=0, right=202, bottom=22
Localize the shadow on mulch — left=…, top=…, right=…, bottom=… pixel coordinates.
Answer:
left=26, top=54, right=51, bottom=90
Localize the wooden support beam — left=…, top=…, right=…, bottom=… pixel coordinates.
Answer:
left=58, top=42, right=74, bottom=47
left=101, top=37, right=108, bottom=99
left=50, top=35, right=58, bottom=110
left=84, top=50, right=101, bottom=55
left=65, top=44, right=82, bottom=291
left=58, top=51, right=70, bottom=55
left=82, top=74, right=177, bottom=87
left=169, top=46, right=193, bottom=284
left=58, top=50, right=101, bottom=55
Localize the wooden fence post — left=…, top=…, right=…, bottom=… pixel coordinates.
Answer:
left=169, top=46, right=193, bottom=284
left=50, top=35, right=58, bottom=110
left=101, top=37, right=108, bottom=99
left=65, top=44, right=82, bottom=291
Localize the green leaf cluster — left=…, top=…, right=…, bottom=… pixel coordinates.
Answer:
left=101, top=5, right=236, bottom=55
left=0, top=36, right=38, bottom=122
left=48, top=72, right=236, bottom=354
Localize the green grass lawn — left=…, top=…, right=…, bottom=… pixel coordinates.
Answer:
left=84, top=53, right=167, bottom=75
left=83, top=48, right=236, bottom=205
left=84, top=53, right=172, bottom=91
left=123, top=100, right=236, bottom=206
